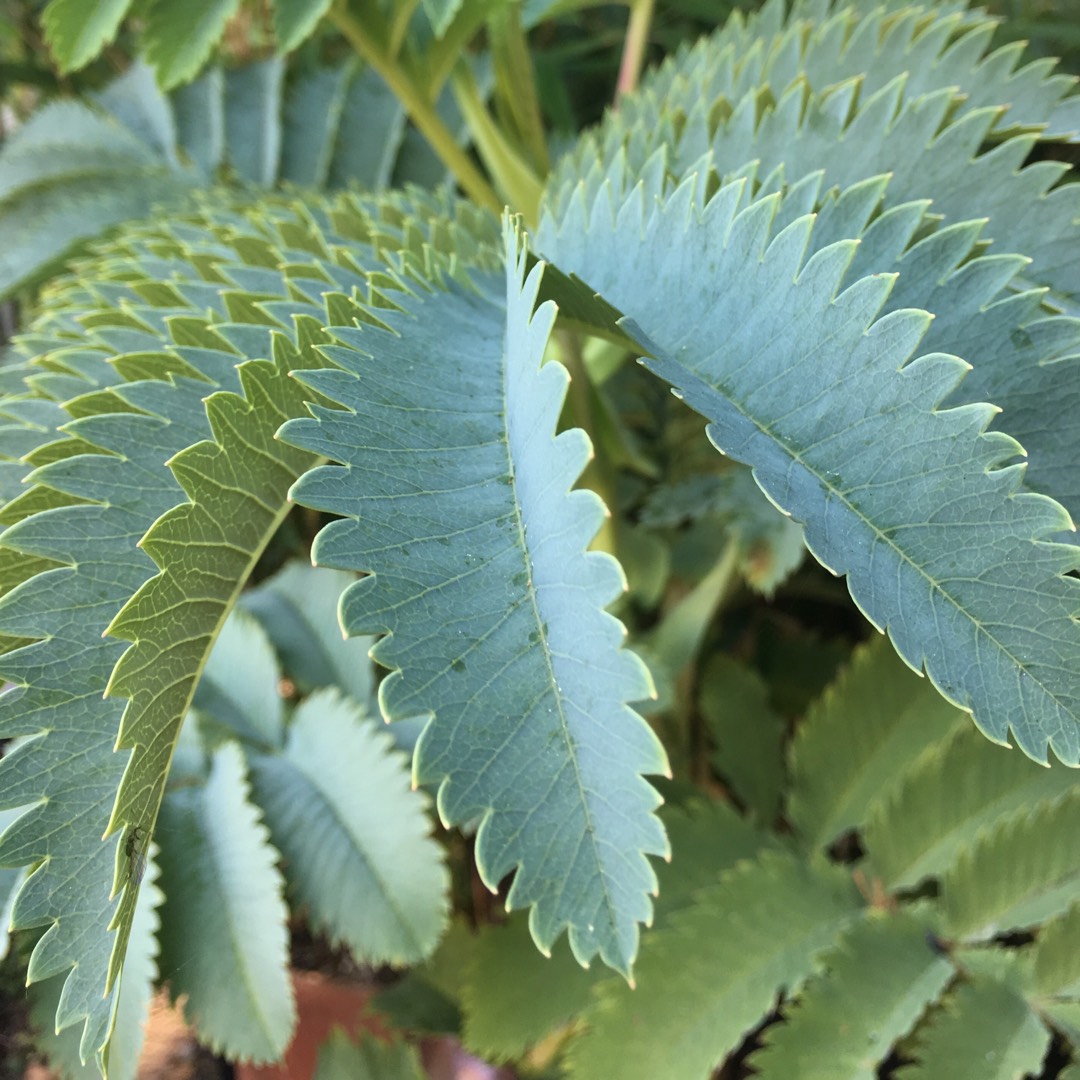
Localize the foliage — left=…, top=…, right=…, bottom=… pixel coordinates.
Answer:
left=0, top=0, right=1079, bottom=1077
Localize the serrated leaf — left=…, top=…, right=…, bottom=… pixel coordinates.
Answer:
left=942, top=789, right=1080, bottom=940
left=565, top=849, right=862, bottom=1080
left=0, top=190, right=499, bottom=1074
left=280, top=223, right=669, bottom=976
left=539, top=173, right=1080, bottom=766
left=864, top=723, right=1080, bottom=890
left=156, top=741, right=294, bottom=1062
left=248, top=689, right=449, bottom=964
left=273, top=0, right=335, bottom=52
left=42, top=0, right=135, bottom=71
left=653, top=796, right=783, bottom=918
left=31, top=849, right=162, bottom=1080
left=897, top=977, right=1050, bottom=1080
left=144, top=0, right=243, bottom=90
left=313, top=1029, right=425, bottom=1080
left=194, top=606, right=285, bottom=749
left=699, top=653, right=785, bottom=823
left=750, top=910, right=953, bottom=1079
left=104, top=847, right=162, bottom=1080
left=788, top=619, right=966, bottom=854
left=0, top=357, right=222, bottom=1068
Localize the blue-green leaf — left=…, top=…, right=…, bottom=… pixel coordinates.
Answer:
left=248, top=690, right=449, bottom=964
left=281, top=222, right=669, bottom=976
left=156, top=741, right=295, bottom=1061
left=538, top=173, right=1080, bottom=766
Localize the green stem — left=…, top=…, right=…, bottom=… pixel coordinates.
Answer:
left=452, top=63, right=543, bottom=224
left=489, top=4, right=550, bottom=176
left=616, top=0, right=655, bottom=103
left=388, top=0, right=422, bottom=57
left=330, top=1, right=503, bottom=215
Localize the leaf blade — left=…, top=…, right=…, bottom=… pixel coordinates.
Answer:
left=281, top=222, right=669, bottom=975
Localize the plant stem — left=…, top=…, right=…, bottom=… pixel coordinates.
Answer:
left=615, top=0, right=655, bottom=103
left=452, top=63, right=544, bottom=224
left=330, top=1, right=503, bottom=215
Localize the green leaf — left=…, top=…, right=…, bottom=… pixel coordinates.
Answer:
left=104, top=846, right=162, bottom=1080
left=942, top=789, right=1080, bottom=939
left=653, top=796, right=783, bottom=918
left=156, top=741, right=295, bottom=1062
left=864, top=724, right=1080, bottom=890
left=564, top=850, right=862, bottom=1080
left=281, top=222, right=669, bottom=976
left=144, top=0, right=243, bottom=90
left=461, top=912, right=604, bottom=1061
left=539, top=172, right=1080, bottom=766
left=750, top=910, right=953, bottom=1079
left=897, top=978, right=1050, bottom=1080
left=42, top=0, right=135, bottom=71
left=313, top=1029, right=425, bottom=1080
left=240, top=560, right=375, bottom=708
left=248, top=689, right=449, bottom=964
left=788, top=622, right=966, bottom=855
left=171, top=68, right=226, bottom=179
left=273, top=0, right=335, bottom=52
left=698, top=654, right=785, bottom=823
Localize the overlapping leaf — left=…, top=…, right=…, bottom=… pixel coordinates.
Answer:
left=897, top=977, right=1050, bottom=1080
left=864, top=723, right=1079, bottom=889
left=564, top=850, right=862, bottom=1080
left=749, top=911, right=953, bottom=1079
left=249, top=691, right=450, bottom=964
left=281, top=223, right=669, bottom=975
left=156, top=742, right=294, bottom=1061
left=538, top=172, right=1080, bottom=765
left=787, top=636, right=966, bottom=851
left=0, top=189, right=498, bottom=1073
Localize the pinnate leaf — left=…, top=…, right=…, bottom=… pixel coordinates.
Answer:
left=248, top=690, right=449, bottom=965
left=281, top=222, right=669, bottom=976
left=156, top=742, right=295, bottom=1061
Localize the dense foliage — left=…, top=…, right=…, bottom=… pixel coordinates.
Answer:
left=0, top=0, right=1079, bottom=1077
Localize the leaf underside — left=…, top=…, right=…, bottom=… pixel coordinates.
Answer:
left=538, top=171, right=1080, bottom=766
left=281, top=222, right=669, bottom=976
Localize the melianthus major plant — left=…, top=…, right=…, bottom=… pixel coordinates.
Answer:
left=1, top=0, right=1080, bottom=1077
